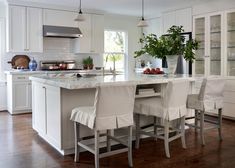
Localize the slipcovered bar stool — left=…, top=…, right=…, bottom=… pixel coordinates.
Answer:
left=70, top=84, right=136, bottom=168
left=186, top=77, right=225, bottom=145
left=134, top=79, right=189, bottom=158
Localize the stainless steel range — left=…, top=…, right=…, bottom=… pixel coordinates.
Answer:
left=40, top=60, right=82, bottom=71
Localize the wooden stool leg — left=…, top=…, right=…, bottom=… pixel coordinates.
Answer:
left=74, top=122, right=80, bottom=162
left=95, top=130, right=100, bottom=168
left=218, top=108, right=223, bottom=141
left=106, top=130, right=111, bottom=152
left=164, top=121, right=170, bottom=158
left=181, top=116, right=186, bottom=149
left=200, top=111, right=205, bottom=145
left=195, top=110, right=198, bottom=132
left=135, top=114, right=140, bottom=149
left=128, top=126, right=133, bottom=167
left=154, top=116, right=158, bottom=141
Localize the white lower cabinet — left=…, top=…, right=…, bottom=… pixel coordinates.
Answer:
left=194, top=78, right=235, bottom=119
left=0, top=81, right=7, bottom=111
left=7, top=74, right=32, bottom=114
left=32, top=82, right=61, bottom=149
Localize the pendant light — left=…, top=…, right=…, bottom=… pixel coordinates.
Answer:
left=74, top=0, right=85, bottom=21
left=137, top=0, right=148, bottom=27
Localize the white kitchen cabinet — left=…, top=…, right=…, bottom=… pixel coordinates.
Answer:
left=225, top=10, right=235, bottom=76
left=7, top=74, right=32, bottom=114
left=193, top=12, right=224, bottom=76
left=0, top=81, right=7, bottom=111
left=143, top=17, right=163, bottom=37
left=74, top=14, right=104, bottom=54
left=91, top=14, right=104, bottom=54
left=32, top=82, right=61, bottom=148
left=26, top=7, right=43, bottom=52
left=194, top=78, right=235, bottom=119
left=43, top=9, right=77, bottom=27
left=32, top=82, right=46, bottom=135
left=163, top=11, right=176, bottom=34
left=163, top=8, right=192, bottom=34
left=7, top=5, right=26, bottom=52
left=7, top=5, right=43, bottom=52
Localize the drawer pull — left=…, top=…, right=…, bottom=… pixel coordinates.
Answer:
left=17, top=77, right=26, bottom=79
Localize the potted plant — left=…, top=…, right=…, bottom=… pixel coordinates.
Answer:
left=134, top=25, right=199, bottom=74
left=82, top=56, right=94, bottom=70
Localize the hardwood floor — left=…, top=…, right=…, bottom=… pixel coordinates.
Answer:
left=0, top=111, right=235, bottom=168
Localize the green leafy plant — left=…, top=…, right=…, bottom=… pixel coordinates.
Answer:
left=82, top=56, right=93, bottom=69
left=82, top=56, right=93, bottom=65
left=134, top=25, right=199, bottom=62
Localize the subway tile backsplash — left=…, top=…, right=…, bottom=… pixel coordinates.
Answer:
left=3, top=38, right=104, bottom=71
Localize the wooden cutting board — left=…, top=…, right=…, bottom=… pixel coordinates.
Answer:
left=8, top=55, right=30, bottom=69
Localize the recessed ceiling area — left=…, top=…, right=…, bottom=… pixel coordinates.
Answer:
left=7, top=0, right=214, bottom=17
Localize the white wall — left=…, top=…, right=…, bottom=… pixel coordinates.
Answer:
left=104, top=14, right=141, bottom=74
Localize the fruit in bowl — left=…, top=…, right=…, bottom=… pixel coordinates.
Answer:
left=143, top=68, right=164, bottom=75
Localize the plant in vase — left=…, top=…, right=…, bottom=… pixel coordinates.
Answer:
left=134, top=25, right=199, bottom=74
left=82, top=56, right=94, bottom=70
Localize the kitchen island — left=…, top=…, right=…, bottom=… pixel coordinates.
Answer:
left=30, top=73, right=198, bottom=155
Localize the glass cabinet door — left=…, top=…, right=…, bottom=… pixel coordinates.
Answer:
left=227, top=12, right=235, bottom=76
left=194, top=17, right=206, bottom=75
left=210, top=15, right=222, bottom=75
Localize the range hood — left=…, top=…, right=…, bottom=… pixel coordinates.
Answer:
left=43, top=25, right=82, bottom=38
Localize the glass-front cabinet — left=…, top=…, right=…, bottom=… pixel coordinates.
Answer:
left=210, top=15, right=222, bottom=75
left=194, top=17, right=205, bottom=75
left=193, top=13, right=223, bottom=76
left=226, top=11, right=235, bottom=76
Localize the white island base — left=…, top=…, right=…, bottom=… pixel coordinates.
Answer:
left=31, top=74, right=196, bottom=155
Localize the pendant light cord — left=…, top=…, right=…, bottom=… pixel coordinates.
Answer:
left=142, top=0, right=144, bottom=20
left=79, top=0, right=82, bottom=14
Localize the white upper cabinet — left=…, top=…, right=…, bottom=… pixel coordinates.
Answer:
left=143, top=17, right=163, bottom=37
left=7, top=5, right=26, bottom=52
left=7, top=5, right=43, bottom=52
left=27, top=7, right=43, bottom=52
left=163, top=8, right=192, bottom=34
left=74, top=14, right=104, bottom=54
left=163, top=11, right=176, bottom=34
left=175, top=8, right=192, bottom=32
left=43, top=9, right=77, bottom=27
left=91, top=14, right=104, bottom=54
left=75, top=14, right=92, bottom=53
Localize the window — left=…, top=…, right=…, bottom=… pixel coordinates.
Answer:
left=104, top=30, right=127, bottom=73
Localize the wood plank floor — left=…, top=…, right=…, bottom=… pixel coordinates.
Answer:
left=0, top=111, right=235, bottom=168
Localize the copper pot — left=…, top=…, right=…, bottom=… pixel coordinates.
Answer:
left=59, top=63, right=67, bottom=70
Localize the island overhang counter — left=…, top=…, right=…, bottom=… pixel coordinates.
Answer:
left=30, top=74, right=198, bottom=155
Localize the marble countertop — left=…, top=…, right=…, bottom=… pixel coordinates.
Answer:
left=4, top=69, right=102, bottom=75
left=29, top=73, right=201, bottom=90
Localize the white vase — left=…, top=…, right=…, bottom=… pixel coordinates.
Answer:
left=166, top=55, right=179, bottom=74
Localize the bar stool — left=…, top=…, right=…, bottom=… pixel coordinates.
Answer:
left=134, top=79, right=189, bottom=158
left=186, top=77, right=225, bottom=145
left=70, top=84, right=136, bottom=168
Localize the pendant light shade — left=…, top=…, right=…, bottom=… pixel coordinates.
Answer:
left=75, top=0, right=85, bottom=21
left=138, top=0, right=148, bottom=27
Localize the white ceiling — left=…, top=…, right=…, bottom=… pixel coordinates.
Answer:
left=7, top=0, right=214, bottom=17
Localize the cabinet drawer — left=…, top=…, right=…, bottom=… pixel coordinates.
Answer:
left=224, top=91, right=235, bottom=103
left=223, top=102, right=235, bottom=118
left=12, top=75, right=30, bottom=82
left=225, top=80, right=235, bottom=92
